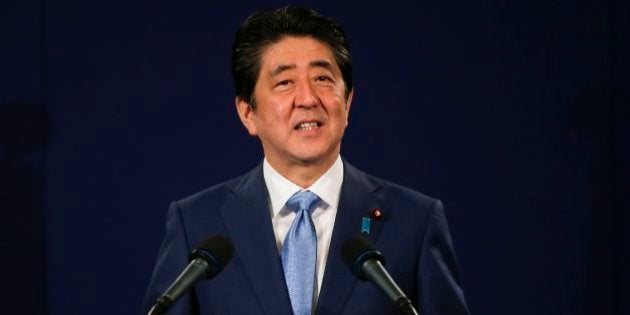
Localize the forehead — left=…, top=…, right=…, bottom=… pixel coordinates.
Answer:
left=258, top=36, right=340, bottom=74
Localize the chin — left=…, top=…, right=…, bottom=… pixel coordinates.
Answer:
left=293, top=154, right=325, bottom=165
left=292, top=149, right=337, bottom=165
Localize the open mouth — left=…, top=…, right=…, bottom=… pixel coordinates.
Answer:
left=294, top=121, right=322, bottom=131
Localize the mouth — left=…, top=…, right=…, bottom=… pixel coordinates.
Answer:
left=294, top=120, right=323, bottom=131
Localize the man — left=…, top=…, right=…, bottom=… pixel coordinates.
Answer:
left=144, top=7, right=469, bottom=315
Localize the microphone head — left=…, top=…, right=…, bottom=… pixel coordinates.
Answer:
left=341, top=235, right=385, bottom=280
left=189, top=235, right=234, bottom=279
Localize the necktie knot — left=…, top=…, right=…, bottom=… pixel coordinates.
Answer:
left=286, top=190, right=320, bottom=214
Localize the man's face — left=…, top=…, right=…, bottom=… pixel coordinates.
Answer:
left=237, top=36, right=353, bottom=170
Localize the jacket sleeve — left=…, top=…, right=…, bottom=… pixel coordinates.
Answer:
left=143, top=201, right=198, bottom=314
left=417, top=199, right=470, bottom=315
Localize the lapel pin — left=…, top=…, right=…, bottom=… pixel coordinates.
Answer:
left=361, top=217, right=371, bottom=235
left=370, top=208, right=383, bottom=221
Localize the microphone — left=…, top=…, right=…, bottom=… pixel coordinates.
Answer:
left=148, top=235, right=234, bottom=315
left=342, top=235, right=420, bottom=315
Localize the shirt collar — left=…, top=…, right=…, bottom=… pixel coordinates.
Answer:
left=263, top=156, right=344, bottom=217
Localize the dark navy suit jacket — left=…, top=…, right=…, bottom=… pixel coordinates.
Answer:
left=144, top=161, right=470, bottom=314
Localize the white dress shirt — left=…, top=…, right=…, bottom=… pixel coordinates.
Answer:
left=263, top=156, right=343, bottom=307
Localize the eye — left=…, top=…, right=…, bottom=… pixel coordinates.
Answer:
left=274, top=79, right=294, bottom=91
left=276, top=79, right=291, bottom=86
left=315, top=75, right=334, bottom=83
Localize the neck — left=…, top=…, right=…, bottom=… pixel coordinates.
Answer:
left=266, top=154, right=339, bottom=188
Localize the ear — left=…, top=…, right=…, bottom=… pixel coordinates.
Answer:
left=235, top=97, right=258, bottom=136
left=344, top=89, right=354, bottom=126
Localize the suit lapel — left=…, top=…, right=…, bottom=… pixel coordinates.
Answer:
left=316, top=162, right=385, bottom=314
left=219, top=165, right=292, bottom=315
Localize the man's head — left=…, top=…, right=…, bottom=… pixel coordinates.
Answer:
left=232, top=7, right=354, bottom=181
left=231, top=7, right=353, bottom=108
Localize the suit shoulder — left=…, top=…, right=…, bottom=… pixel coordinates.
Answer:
left=357, top=168, right=440, bottom=212
left=173, top=166, right=259, bottom=214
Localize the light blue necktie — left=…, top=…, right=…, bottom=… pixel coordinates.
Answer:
left=282, top=190, right=320, bottom=315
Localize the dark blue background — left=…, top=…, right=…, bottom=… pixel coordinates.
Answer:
left=1, top=0, right=628, bottom=314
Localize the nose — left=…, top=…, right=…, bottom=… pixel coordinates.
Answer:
left=294, top=80, right=319, bottom=108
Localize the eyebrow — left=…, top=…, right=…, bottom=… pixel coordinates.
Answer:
left=270, top=60, right=335, bottom=77
left=309, top=60, right=334, bottom=72
left=271, top=64, right=296, bottom=77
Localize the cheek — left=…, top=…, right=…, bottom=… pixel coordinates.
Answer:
left=254, top=103, right=292, bottom=136
left=330, top=98, right=350, bottom=118
left=257, top=94, right=291, bottom=121
left=329, top=107, right=349, bottom=129
left=278, top=104, right=298, bottom=128
left=273, top=104, right=287, bottom=118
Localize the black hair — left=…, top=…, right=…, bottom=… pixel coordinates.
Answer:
left=231, top=7, right=353, bottom=108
